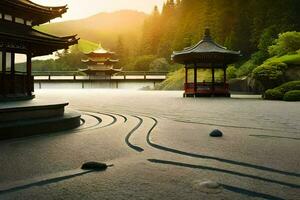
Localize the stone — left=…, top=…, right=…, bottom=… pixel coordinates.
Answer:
left=81, top=162, right=109, bottom=171
left=210, top=129, right=223, bottom=137
left=193, top=180, right=223, bottom=194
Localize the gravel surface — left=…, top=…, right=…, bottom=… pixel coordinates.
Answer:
left=0, top=89, right=299, bottom=200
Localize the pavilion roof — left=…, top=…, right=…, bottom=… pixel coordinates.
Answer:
left=85, top=44, right=115, bottom=57
left=0, top=0, right=68, bottom=25
left=0, top=21, right=79, bottom=57
left=172, top=29, right=240, bottom=64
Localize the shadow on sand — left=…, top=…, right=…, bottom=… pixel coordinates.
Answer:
left=148, top=159, right=289, bottom=200
left=144, top=116, right=300, bottom=178
left=0, top=170, right=94, bottom=195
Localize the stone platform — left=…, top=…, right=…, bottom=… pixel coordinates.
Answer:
left=0, top=100, right=81, bottom=140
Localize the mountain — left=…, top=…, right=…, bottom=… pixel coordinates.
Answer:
left=36, top=10, right=147, bottom=49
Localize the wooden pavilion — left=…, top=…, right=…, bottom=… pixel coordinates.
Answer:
left=0, top=0, right=79, bottom=100
left=80, top=44, right=122, bottom=78
left=172, top=29, right=240, bottom=97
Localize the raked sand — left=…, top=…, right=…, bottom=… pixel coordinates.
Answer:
left=0, top=89, right=299, bottom=200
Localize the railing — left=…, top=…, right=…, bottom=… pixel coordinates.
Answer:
left=33, top=71, right=168, bottom=81
left=185, top=82, right=229, bottom=95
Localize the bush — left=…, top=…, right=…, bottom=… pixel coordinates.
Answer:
left=283, top=90, right=300, bottom=101
left=227, top=65, right=237, bottom=80
left=269, top=32, right=300, bottom=56
left=236, top=60, right=257, bottom=77
left=252, top=62, right=287, bottom=90
left=264, top=89, right=284, bottom=100
left=274, top=81, right=300, bottom=93
left=264, top=81, right=300, bottom=100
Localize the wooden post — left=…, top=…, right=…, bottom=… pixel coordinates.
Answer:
left=211, top=64, right=215, bottom=96
left=11, top=53, right=15, bottom=93
left=224, top=65, right=227, bottom=87
left=26, top=53, right=32, bottom=95
left=185, top=66, right=188, bottom=85
left=2, top=50, right=6, bottom=96
left=194, top=64, right=197, bottom=96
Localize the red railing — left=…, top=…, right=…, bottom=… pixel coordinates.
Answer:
left=184, top=82, right=229, bottom=95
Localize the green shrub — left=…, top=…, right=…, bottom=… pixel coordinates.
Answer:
left=269, top=32, right=300, bottom=56
left=252, top=62, right=287, bottom=90
left=274, top=81, right=300, bottom=93
left=283, top=90, right=300, bottom=101
left=227, top=65, right=237, bottom=80
left=264, top=89, right=284, bottom=100
left=236, top=60, right=257, bottom=77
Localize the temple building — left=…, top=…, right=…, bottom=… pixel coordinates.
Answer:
left=172, top=29, right=240, bottom=97
left=0, top=0, right=78, bottom=100
left=0, top=1, right=81, bottom=139
left=80, top=44, right=122, bottom=78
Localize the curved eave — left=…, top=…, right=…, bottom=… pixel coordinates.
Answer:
left=0, top=0, right=68, bottom=25
left=172, top=51, right=241, bottom=65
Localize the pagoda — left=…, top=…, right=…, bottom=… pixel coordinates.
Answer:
left=172, top=29, right=240, bottom=97
left=0, top=0, right=79, bottom=100
left=0, top=1, right=81, bottom=139
left=80, top=44, right=122, bottom=78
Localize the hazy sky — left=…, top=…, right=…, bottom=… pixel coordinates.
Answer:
left=33, top=0, right=165, bottom=21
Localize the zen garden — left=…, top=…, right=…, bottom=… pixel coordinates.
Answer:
left=0, top=0, right=299, bottom=200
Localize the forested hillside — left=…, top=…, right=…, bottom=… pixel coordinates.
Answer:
left=32, top=0, right=300, bottom=91
left=139, top=0, right=300, bottom=59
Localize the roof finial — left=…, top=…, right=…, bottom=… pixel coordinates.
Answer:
left=203, top=28, right=212, bottom=41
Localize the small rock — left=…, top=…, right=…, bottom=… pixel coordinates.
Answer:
left=81, top=162, right=109, bottom=171
left=210, top=129, right=223, bottom=137
left=194, top=180, right=223, bottom=194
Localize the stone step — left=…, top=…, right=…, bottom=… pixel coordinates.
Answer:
left=0, top=101, right=69, bottom=122
left=0, top=109, right=81, bottom=140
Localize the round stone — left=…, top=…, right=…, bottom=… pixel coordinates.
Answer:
left=210, top=129, right=223, bottom=137
left=193, top=180, right=223, bottom=194
left=81, top=162, right=109, bottom=171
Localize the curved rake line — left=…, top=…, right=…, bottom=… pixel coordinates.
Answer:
left=125, top=115, right=144, bottom=152
left=148, top=159, right=300, bottom=189
left=109, top=112, right=128, bottom=123
left=73, top=113, right=103, bottom=133
left=80, top=118, right=86, bottom=126
left=95, top=112, right=117, bottom=128
left=144, top=116, right=300, bottom=178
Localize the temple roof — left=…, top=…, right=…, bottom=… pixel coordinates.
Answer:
left=82, top=59, right=119, bottom=65
left=172, top=29, right=240, bottom=64
left=0, top=0, right=68, bottom=25
left=0, top=20, right=79, bottom=57
left=85, top=44, right=115, bottom=58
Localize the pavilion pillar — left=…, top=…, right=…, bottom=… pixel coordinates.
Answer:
left=185, top=66, right=188, bottom=85
left=26, top=53, right=32, bottom=95
left=11, top=53, right=15, bottom=94
left=211, top=64, right=215, bottom=96
left=194, top=64, right=197, bottom=96
left=223, top=65, right=227, bottom=87
left=1, top=50, right=6, bottom=96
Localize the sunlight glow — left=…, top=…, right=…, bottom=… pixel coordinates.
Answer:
left=32, top=0, right=165, bottom=21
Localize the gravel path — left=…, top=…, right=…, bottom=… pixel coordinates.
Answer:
left=0, top=89, right=299, bottom=200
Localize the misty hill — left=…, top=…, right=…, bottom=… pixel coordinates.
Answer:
left=36, top=10, right=147, bottom=49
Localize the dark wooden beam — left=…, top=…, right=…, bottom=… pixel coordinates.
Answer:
left=211, top=64, right=215, bottom=95
left=1, top=50, right=6, bottom=96
left=194, top=63, right=197, bottom=95
left=26, top=53, right=32, bottom=95
left=11, top=52, right=15, bottom=94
